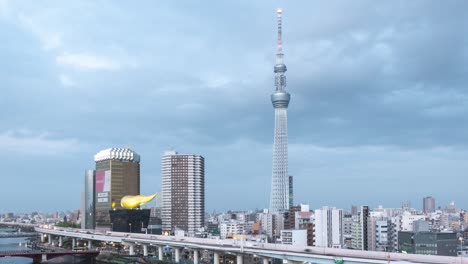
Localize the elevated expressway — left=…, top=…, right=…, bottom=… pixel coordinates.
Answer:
left=35, top=227, right=466, bottom=264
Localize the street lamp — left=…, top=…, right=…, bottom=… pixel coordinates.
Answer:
left=129, top=223, right=132, bottom=233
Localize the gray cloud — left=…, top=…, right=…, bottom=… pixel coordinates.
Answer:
left=1, top=1, right=468, bottom=212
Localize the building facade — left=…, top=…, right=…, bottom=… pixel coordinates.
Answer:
left=288, top=175, right=294, bottom=207
left=94, top=148, right=140, bottom=229
left=423, top=196, right=435, bottom=214
left=398, top=231, right=458, bottom=256
left=367, top=218, right=388, bottom=251
left=361, top=206, right=369, bottom=250
left=82, top=169, right=95, bottom=229
left=161, top=149, right=205, bottom=237
left=280, top=229, right=307, bottom=246
left=314, top=207, right=343, bottom=248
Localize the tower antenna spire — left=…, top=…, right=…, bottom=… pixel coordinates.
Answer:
left=277, top=8, right=283, bottom=54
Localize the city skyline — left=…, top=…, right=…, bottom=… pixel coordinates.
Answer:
left=1, top=1, right=468, bottom=212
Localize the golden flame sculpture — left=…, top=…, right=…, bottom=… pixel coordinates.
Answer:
left=120, top=193, right=157, bottom=209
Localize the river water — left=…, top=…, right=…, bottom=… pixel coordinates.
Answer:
left=0, top=237, right=94, bottom=264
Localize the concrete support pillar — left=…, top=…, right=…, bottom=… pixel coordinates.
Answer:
left=158, top=246, right=163, bottom=260
left=40, top=234, right=45, bottom=243
left=143, top=245, right=148, bottom=257
left=193, top=250, right=199, bottom=264
left=129, top=244, right=135, bottom=256
left=213, top=252, right=220, bottom=264
left=175, top=247, right=181, bottom=263
left=237, top=255, right=243, bottom=264
left=263, top=258, right=269, bottom=264
left=72, top=238, right=76, bottom=250
left=48, top=234, right=52, bottom=244
left=88, top=240, right=92, bottom=250
left=58, top=236, right=63, bottom=247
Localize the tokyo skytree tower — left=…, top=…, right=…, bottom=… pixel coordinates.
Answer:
left=269, top=8, right=290, bottom=213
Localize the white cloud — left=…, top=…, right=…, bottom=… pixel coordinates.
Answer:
left=17, top=13, right=62, bottom=50
left=0, top=130, right=88, bottom=155
left=56, top=52, right=120, bottom=71
left=59, top=74, right=75, bottom=87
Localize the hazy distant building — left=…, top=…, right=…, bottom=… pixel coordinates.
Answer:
left=445, top=201, right=457, bottom=214
left=351, top=205, right=358, bottom=216
left=314, top=206, right=343, bottom=248
left=94, top=148, right=140, bottom=229
left=161, top=149, right=205, bottom=237
left=81, top=169, right=95, bottom=229
left=423, top=196, right=435, bottom=214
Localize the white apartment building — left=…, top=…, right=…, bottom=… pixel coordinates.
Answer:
left=280, top=229, right=308, bottom=246
left=220, top=220, right=245, bottom=239
left=314, top=206, right=343, bottom=248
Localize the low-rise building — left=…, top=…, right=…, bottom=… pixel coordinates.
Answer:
left=398, top=231, right=458, bottom=256
left=280, top=229, right=307, bottom=246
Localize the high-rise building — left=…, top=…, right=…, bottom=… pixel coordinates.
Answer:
left=81, top=169, right=95, bottom=229
left=161, top=149, right=205, bottom=237
left=314, top=206, right=343, bottom=248
left=289, top=175, right=294, bottom=207
left=270, top=8, right=291, bottom=213
left=94, top=148, right=140, bottom=229
left=361, top=205, right=369, bottom=250
left=423, top=196, right=435, bottom=214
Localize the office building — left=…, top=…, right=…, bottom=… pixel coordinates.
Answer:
left=81, top=170, right=95, bottom=229
left=94, top=148, right=140, bottom=229
left=314, top=206, right=343, bottom=248
left=423, top=196, right=435, bottom=214
left=269, top=8, right=291, bottom=213
left=161, top=149, right=205, bottom=237
left=398, top=231, right=458, bottom=256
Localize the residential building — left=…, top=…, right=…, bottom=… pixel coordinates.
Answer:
left=161, top=149, right=205, bottom=237
left=220, top=220, right=244, bottom=239
left=367, top=218, right=388, bottom=251
left=314, top=206, right=343, bottom=248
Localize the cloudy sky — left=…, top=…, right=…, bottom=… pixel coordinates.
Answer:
left=1, top=1, right=467, bottom=213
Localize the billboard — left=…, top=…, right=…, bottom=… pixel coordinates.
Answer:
left=96, top=170, right=111, bottom=203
